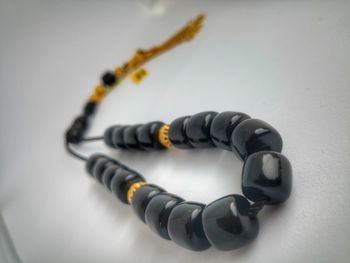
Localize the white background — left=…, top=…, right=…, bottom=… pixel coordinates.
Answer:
left=1, top=0, right=350, bottom=262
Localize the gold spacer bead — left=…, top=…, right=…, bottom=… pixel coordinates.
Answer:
left=88, top=93, right=104, bottom=103
left=127, top=181, right=146, bottom=204
left=158, top=124, right=173, bottom=149
left=95, top=84, right=107, bottom=96
left=114, top=67, right=125, bottom=78
left=88, top=84, right=107, bottom=103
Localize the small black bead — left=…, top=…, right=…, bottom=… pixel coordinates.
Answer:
left=123, top=125, right=143, bottom=150
left=71, top=116, right=88, bottom=135
left=100, top=161, right=119, bottom=184
left=231, top=119, right=283, bottom=160
left=111, top=126, right=128, bottom=149
left=210, top=111, right=250, bottom=151
left=202, top=195, right=259, bottom=251
left=83, top=101, right=97, bottom=115
left=65, top=127, right=83, bottom=143
left=145, top=193, right=184, bottom=240
left=85, top=154, right=108, bottom=176
left=110, top=169, right=145, bottom=204
left=101, top=164, right=122, bottom=190
left=132, top=184, right=165, bottom=222
left=92, top=158, right=115, bottom=182
left=95, top=158, right=120, bottom=184
left=136, top=122, right=165, bottom=151
left=101, top=71, right=117, bottom=86
left=186, top=111, right=218, bottom=148
left=167, top=202, right=211, bottom=251
left=73, top=115, right=88, bottom=128
left=104, top=125, right=120, bottom=148
left=65, top=115, right=89, bottom=143
left=168, top=116, right=194, bottom=149
left=242, top=151, right=292, bottom=205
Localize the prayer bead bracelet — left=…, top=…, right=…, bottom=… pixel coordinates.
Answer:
left=65, top=15, right=292, bottom=252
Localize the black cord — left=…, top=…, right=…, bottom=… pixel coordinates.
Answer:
left=81, top=136, right=104, bottom=142
left=65, top=141, right=88, bottom=161
left=65, top=136, right=104, bottom=162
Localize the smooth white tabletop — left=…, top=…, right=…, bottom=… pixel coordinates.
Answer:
left=1, top=0, right=350, bottom=262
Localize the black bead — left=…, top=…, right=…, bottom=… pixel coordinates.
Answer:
left=65, top=126, right=83, bottom=144
left=104, top=125, right=120, bottom=148
left=101, top=71, right=117, bottom=86
left=93, top=158, right=116, bottom=183
left=111, top=126, right=128, bottom=149
left=186, top=111, right=218, bottom=148
left=145, top=193, right=184, bottom=240
left=83, top=101, right=97, bottom=115
left=85, top=154, right=108, bottom=176
left=73, top=115, right=88, bottom=128
left=65, top=115, right=89, bottom=143
left=242, top=151, right=292, bottom=205
left=110, top=169, right=145, bottom=204
left=210, top=111, right=250, bottom=151
left=132, top=184, right=165, bottom=222
left=168, top=116, right=194, bottom=149
left=167, top=202, right=211, bottom=251
left=123, top=125, right=143, bottom=150
left=101, top=164, right=122, bottom=190
left=136, top=122, right=165, bottom=150
left=231, top=119, right=283, bottom=160
left=99, top=160, right=119, bottom=184
left=202, top=195, right=259, bottom=251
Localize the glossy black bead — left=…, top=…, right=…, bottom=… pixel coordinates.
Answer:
left=85, top=154, right=108, bottom=175
left=111, top=126, right=128, bottom=149
left=168, top=116, right=194, bottom=149
left=202, top=195, right=259, bottom=251
left=101, top=71, right=117, bottom=86
left=65, top=115, right=89, bottom=143
left=101, top=164, right=122, bottom=191
left=136, top=122, right=165, bottom=150
left=132, top=184, right=165, bottom=222
left=104, top=125, right=120, bottom=148
left=242, top=151, right=292, bottom=205
left=83, top=101, right=97, bottom=115
left=167, top=202, right=211, bottom=251
left=110, top=169, right=145, bottom=204
left=145, top=193, right=184, bottom=240
left=186, top=111, right=218, bottom=148
left=93, top=158, right=116, bottom=183
left=65, top=126, right=83, bottom=143
left=73, top=115, right=88, bottom=129
left=123, top=125, right=143, bottom=150
left=210, top=111, right=250, bottom=151
left=231, top=119, right=283, bottom=160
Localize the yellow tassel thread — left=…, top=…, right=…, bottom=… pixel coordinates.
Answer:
left=86, top=14, right=205, bottom=104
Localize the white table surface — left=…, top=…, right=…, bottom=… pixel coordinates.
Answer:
left=1, top=0, right=350, bottom=262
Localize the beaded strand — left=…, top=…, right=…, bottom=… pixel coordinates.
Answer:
left=65, top=15, right=293, bottom=252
